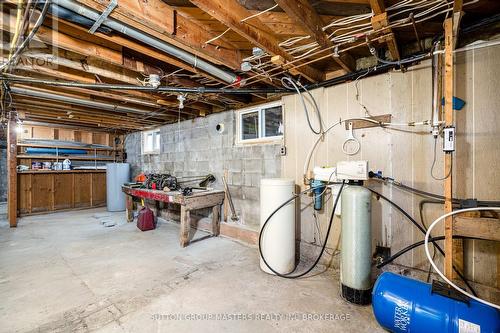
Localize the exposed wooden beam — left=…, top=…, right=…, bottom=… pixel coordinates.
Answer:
left=369, top=0, right=385, bottom=15
left=11, top=99, right=165, bottom=125
left=452, top=0, right=464, bottom=48
left=49, top=18, right=227, bottom=84
left=73, top=0, right=242, bottom=70
left=443, top=17, right=460, bottom=280
left=7, top=114, right=17, bottom=227
left=189, top=0, right=325, bottom=82
left=454, top=216, right=500, bottom=242
left=274, top=0, right=354, bottom=72
left=369, top=0, right=400, bottom=61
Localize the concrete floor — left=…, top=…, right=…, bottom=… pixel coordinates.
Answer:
left=0, top=207, right=384, bottom=333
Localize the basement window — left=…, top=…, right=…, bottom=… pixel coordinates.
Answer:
left=237, top=101, right=283, bottom=144
left=143, top=129, right=161, bottom=154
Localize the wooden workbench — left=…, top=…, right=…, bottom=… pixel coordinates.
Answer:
left=122, top=186, right=225, bottom=247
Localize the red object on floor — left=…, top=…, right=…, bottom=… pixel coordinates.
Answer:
left=137, top=206, right=156, bottom=231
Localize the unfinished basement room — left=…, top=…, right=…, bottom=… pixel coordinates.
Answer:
left=1, top=0, right=500, bottom=332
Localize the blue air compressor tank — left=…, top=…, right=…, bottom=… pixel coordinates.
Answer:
left=340, top=183, right=372, bottom=305
left=372, top=272, right=500, bottom=333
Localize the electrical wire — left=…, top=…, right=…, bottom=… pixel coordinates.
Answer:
left=281, top=76, right=323, bottom=135
left=205, top=3, right=278, bottom=45
left=0, top=0, right=51, bottom=72
left=425, top=207, right=500, bottom=309
left=259, top=181, right=345, bottom=279
left=430, top=135, right=452, bottom=180
left=366, top=187, right=478, bottom=296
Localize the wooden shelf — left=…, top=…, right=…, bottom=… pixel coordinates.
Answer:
left=18, top=169, right=106, bottom=174
left=17, top=154, right=115, bottom=161
left=17, top=143, right=113, bottom=151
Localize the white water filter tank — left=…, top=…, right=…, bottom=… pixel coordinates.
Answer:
left=340, top=184, right=372, bottom=305
left=260, top=178, right=296, bottom=275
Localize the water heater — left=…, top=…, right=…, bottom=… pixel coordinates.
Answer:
left=373, top=272, right=500, bottom=333
left=260, top=178, right=296, bottom=275
left=340, top=183, right=372, bottom=305
left=106, top=163, right=130, bottom=212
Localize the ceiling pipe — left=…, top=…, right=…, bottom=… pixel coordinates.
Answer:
left=10, top=86, right=156, bottom=115
left=51, top=0, right=240, bottom=85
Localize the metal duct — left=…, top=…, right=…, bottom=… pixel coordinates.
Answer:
left=51, top=0, right=240, bottom=84
left=10, top=86, right=153, bottom=114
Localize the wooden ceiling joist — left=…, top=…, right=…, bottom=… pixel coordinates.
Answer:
left=369, top=0, right=400, bottom=61
left=72, top=0, right=242, bottom=70
left=189, top=0, right=325, bottom=82
left=274, top=0, right=355, bottom=72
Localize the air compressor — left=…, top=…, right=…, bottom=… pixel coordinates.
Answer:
left=372, top=272, right=500, bottom=333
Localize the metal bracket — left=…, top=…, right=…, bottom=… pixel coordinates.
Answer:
left=89, top=0, right=118, bottom=34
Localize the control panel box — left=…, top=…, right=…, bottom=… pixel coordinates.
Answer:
left=336, top=160, right=369, bottom=181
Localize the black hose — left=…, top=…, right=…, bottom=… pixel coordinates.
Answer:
left=259, top=181, right=345, bottom=279
left=377, top=235, right=478, bottom=269
left=366, top=187, right=478, bottom=297
left=369, top=174, right=500, bottom=207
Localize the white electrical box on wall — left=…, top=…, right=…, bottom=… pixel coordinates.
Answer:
left=443, top=126, right=455, bottom=152
left=336, top=160, right=369, bottom=180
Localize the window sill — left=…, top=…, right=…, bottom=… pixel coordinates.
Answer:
left=236, top=137, right=283, bottom=146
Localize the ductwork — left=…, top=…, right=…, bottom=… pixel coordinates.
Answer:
left=10, top=86, right=153, bottom=114
left=51, top=0, right=240, bottom=85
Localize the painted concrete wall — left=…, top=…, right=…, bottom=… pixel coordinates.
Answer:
left=125, top=111, right=282, bottom=230
left=282, top=44, right=500, bottom=295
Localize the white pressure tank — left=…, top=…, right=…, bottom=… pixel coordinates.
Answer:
left=340, top=183, right=372, bottom=305
left=106, top=163, right=131, bottom=212
left=260, top=178, right=296, bottom=275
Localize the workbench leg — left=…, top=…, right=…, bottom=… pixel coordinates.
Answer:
left=212, top=204, right=221, bottom=237
left=180, top=206, right=191, bottom=247
left=126, top=195, right=134, bottom=222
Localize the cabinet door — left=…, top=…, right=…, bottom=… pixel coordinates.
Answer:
left=74, top=174, right=91, bottom=208
left=31, top=174, right=53, bottom=213
left=92, top=173, right=106, bottom=206
left=17, top=174, right=31, bottom=214
left=54, top=173, right=73, bottom=210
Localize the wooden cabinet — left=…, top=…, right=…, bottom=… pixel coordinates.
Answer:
left=17, top=170, right=107, bottom=215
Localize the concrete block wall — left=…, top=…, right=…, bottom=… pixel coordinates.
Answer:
left=125, top=111, right=282, bottom=230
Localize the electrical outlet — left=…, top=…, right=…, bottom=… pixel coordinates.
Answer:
left=279, top=145, right=287, bottom=156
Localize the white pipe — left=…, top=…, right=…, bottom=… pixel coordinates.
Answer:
left=52, top=0, right=239, bottom=84
left=424, top=207, right=500, bottom=310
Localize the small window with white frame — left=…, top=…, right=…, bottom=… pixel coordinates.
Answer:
left=143, top=129, right=161, bottom=154
left=237, top=101, right=283, bottom=144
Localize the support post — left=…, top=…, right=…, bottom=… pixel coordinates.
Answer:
left=7, top=115, right=17, bottom=227
left=443, top=18, right=463, bottom=279
left=212, top=204, right=221, bottom=237
left=125, top=194, right=134, bottom=222
left=180, top=206, right=190, bottom=247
